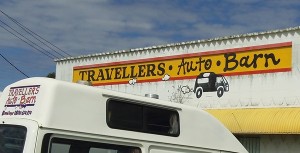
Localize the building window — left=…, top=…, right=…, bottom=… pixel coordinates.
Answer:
left=237, top=137, right=260, bottom=153
left=107, top=99, right=180, bottom=136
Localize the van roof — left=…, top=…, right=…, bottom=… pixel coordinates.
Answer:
left=0, top=77, right=247, bottom=153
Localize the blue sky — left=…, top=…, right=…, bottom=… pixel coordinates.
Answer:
left=0, top=0, right=300, bottom=91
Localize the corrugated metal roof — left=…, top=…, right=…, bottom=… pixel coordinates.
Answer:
left=206, top=107, right=300, bottom=134
left=55, top=26, right=300, bottom=62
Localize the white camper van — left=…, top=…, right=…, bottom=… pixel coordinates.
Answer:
left=0, top=78, right=248, bottom=153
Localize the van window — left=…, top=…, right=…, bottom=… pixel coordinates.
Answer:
left=49, top=137, right=141, bottom=153
left=107, top=100, right=143, bottom=131
left=107, top=99, right=180, bottom=136
left=0, top=125, right=27, bottom=153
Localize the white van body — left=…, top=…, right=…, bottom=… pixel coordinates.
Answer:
left=0, top=78, right=248, bottom=153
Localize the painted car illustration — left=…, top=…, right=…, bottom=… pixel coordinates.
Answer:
left=193, top=72, right=229, bottom=98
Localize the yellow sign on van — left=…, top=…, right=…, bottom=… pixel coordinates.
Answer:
left=73, top=42, right=292, bottom=86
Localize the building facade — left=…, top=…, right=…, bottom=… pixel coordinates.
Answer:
left=55, top=26, right=300, bottom=153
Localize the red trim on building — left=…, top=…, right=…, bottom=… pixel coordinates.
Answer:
left=74, top=42, right=292, bottom=70
left=91, top=68, right=291, bottom=86
left=221, top=68, right=292, bottom=76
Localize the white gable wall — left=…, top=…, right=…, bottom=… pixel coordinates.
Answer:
left=55, top=27, right=300, bottom=109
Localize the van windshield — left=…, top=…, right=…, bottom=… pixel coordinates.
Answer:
left=0, top=125, right=27, bottom=153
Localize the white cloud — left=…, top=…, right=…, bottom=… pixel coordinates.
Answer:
left=1, top=0, right=300, bottom=90
left=0, top=0, right=203, bottom=56
left=1, top=0, right=299, bottom=55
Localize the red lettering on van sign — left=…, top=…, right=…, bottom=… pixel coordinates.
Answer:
left=2, top=85, right=40, bottom=116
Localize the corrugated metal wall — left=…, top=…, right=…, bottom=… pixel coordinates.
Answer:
left=55, top=27, right=300, bottom=153
left=238, top=137, right=260, bottom=153
left=55, top=28, right=300, bottom=109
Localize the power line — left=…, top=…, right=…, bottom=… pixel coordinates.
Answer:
left=0, top=22, right=55, bottom=59
left=0, top=18, right=59, bottom=58
left=0, top=9, right=72, bottom=57
left=0, top=53, right=29, bottom=78
left=5, top=15, right=66, bottom=58
left=0, top=19, right=57, bottom=59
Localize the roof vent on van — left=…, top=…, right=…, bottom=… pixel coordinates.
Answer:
left=145, top=94, right=159, bottom=99
left=76, top=80, right=92, bottom=86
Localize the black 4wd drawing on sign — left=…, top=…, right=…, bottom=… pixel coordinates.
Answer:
left=193, top=72, right=229, bottom=98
